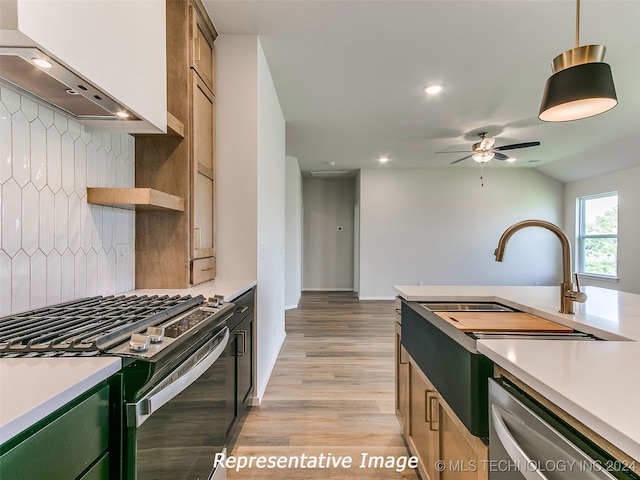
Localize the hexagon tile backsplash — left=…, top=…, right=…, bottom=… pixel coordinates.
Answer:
left=0, top=84, right=135, bottom=316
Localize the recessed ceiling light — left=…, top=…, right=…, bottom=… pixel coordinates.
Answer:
left=424, top=84, right=444, bottom=95
left=506, top=157, right=517, bottom=163
left=32, top=58, right=53, bottom=69
left=378, top=156, right=389, bottom=164
left=116, top=111, right=130, bottom=118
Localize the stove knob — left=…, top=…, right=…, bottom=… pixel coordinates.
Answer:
left=130, top=333, right=150, bottom=352
left=146, top=326, right=165, bottom=343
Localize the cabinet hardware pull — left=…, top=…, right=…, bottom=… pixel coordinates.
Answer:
left=236, top=330, right=246, bottom=356
left=236, top=306, right=249, bottom=314
left=424, top=390, right=432, bottom=423
left=194, top=227, right=201, bottom=250
left=429, top=395, right=439, bottom=431
left=200, top=268, right=214, bottom=272
left=399, top=350, right=407, bottom=365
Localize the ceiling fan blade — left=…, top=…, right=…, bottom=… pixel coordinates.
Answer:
left=450, top=155, right=473, bottom=164
left=494, top=141, right=541, bottom=151
left=493, top=152, right=509, bottom=161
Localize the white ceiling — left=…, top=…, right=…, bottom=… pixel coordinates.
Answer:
left=203, top=0, right=640, bottom=183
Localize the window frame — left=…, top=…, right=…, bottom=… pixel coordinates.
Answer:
left=576, top=192, right=619, bottom=280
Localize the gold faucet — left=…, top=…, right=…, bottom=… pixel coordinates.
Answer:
left=494, top=219, right=587, bottom=314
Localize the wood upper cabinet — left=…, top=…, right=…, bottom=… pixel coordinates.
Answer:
left=191, top=73, right=215, bottom=260
left=190, top=71, right=216, bottom=284
left=190, top=5, right=216, bottom=93
left=134, top=0, right=217, bottom=289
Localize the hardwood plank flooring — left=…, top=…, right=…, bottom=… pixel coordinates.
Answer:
left=228, top=292, right=419, bottom=479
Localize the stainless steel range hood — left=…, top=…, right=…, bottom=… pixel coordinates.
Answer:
left=0, top=46, right=139, bottom=121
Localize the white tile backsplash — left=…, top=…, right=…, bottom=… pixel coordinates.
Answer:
left=30, top=119, right=47, bottom=190
left=1, top=179, right=21, bottom=257
left=0, top=83, right=135, bottom=315
left=0, top=104, right=12, bottom=184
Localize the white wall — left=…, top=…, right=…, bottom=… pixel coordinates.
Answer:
left=215, top=35, right=258, bottom=280
left=302, top=177, right=356, bottom=291
left=358, top=167, right=565, bottom=299
left=284, top=156, right=302, bottom=309
left=216, top=35, right=286, bottom=403
left=0, top=84, right=135, bottom=316
left=256, top=39, right=287, bottom=401
left=564, top=166, right=640, bottom=294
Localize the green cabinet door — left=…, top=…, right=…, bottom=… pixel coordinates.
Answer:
left=0, top=384, right=110, bottom=480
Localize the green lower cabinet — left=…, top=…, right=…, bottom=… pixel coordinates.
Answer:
left=0, top=384, right=111, bottom=480
left=78, top=453, right=110, bottom=480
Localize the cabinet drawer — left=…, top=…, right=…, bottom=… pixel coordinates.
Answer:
left=0, top=384, right=110, bottom=480
left=191, top=256, right=216, bottom=285
left=227, top=288, right=255, bottom=331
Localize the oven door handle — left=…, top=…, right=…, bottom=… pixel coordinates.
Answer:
left=491, top=404, right=550, bottom=480
left=127, top=327, right=229, bottom=428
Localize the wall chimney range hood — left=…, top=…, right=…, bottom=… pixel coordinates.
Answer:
left=0, top=46, right=139, bottom=121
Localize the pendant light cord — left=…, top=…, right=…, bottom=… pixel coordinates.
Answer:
left=575, top=0, right=581, bottom=48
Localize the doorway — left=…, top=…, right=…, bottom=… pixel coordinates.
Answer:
left=302, top=177, right=356, bottom=291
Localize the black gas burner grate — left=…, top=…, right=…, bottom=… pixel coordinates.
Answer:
left=0, top=294, right=205, bottom=355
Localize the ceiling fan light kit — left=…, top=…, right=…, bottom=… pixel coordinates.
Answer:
left=443, top=132, right=540, bottom=165
left=539, top=0, right=617, bottom=122
left=472, top=151, right=495, bottom=163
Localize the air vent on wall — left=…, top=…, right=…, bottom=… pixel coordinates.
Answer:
left=309, top=171, right=352, bottom=177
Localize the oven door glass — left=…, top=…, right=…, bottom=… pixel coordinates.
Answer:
left=126, top=327, right=229, bottom=480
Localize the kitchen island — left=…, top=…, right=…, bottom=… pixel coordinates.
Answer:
left=394, top=285, right=640, bottom=470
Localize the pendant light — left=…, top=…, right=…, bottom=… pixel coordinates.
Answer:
left=539, top=0, right=617, bottom=122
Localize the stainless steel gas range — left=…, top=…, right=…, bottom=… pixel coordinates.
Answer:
left=0, top=293, right=235, bottom=480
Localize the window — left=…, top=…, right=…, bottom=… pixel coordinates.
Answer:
left=577, top=192, right=618, bottom=277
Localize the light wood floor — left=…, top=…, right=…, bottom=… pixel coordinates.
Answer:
left=228, top=292, right=419, bottom=479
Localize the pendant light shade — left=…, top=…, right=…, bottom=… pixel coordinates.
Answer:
left=539, top=48, right=617, bottom=122
left=538, top=1, right=617, bottom=122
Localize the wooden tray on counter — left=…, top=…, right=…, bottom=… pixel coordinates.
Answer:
left=434, top=312, right=574, bottom=333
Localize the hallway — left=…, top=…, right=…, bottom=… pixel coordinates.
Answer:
left=227, top=292, right=418, bottom=479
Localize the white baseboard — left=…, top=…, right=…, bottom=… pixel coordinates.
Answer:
left=284, top=304, right=298, bottom=310
left=357, top=295, right=396, bottom=301
left=254, top=330, right=286, bottom=404
left=302, top=288, right=354, bottom=292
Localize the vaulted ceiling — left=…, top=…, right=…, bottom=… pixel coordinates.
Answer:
left=204, top=1, right=640, bottom=183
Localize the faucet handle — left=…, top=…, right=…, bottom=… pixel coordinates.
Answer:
left=569, top=273, right=587, bottom=303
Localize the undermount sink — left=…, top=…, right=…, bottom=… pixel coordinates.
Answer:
left=419, top=302, right=517, bottom=312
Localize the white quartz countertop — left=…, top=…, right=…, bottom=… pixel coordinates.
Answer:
left=0, top=357, right=121, bottom=444
left=129, top=278, right=257, bottom=303
left=394, top=285, right=640, bottom=462
left=477, top=339, right=640, bottom=464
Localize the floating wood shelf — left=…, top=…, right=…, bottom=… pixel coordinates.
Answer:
left=166, top=111, right=185, bottom=137
left=87, top=188, right=185, bottom=211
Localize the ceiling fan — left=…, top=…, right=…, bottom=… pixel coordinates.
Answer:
left=441, top=132, right=541, bottom=164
